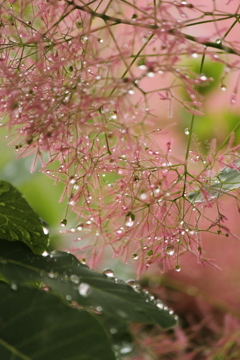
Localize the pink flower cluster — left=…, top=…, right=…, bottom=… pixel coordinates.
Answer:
left=0, top=0, right=240, bottom=271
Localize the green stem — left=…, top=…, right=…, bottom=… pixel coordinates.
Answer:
left=0, top=338, right=31, bottom=360
left=221, top=16, right=240, bottom=42
left=104, top=133, right=112, bottom=155
left=183, top=52, right=206, bottom=195
left=218, top=119, right=240, bottom=151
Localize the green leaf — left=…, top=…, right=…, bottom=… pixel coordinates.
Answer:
left=0, top=283, right=115, bottom=360
left=98, top=315, right=134, bottom=357
left=0, top=240, right=177, bottom=329
left=189, top=163, right=240, bottom=203
left=0, top=181, right=49, bottom=254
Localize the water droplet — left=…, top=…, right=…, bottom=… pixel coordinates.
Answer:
left=156, top=299, right=164, bottom=309
left=126, top=279, right=141, bottom=293
left=138, top=64, right=147, bottom=70
left=184, top=128, right=190, bottom=135
left=77, top=223, right=84, bottom=231
left=60, top=218, right=67, bottom=227
left=66, top=295, right=72, bottom=301
left=125, top=212, right=135, bottom=227
left=221, top=85, right=226, bottom=91
left=131, top=253, right=138, bottom=260
left=128, top=89, right=135, bottom=95
left=199, top=74, right=207, bottom=81
left=140, top=192, right=147, bottom=200
left=48, top=271, right=55, bottom=279
left=147, top=71, right=155, bottom=78
left=103, top=268, right=115, bottom=278
left=11, top=283, right=17, bottom=290
left=69, top=176, right=76, bottom=184
left=174, top=264, right=181, bottom=272
left=192, top=52, right=198, bottom=58
left=78, top=282, right=91, bottom=297
left=109, top=112, right=117, bottom=120
left=110, top=327, right=118, bottom=334
left=96, top=306, right=103, bottom=313
left=115, top=278, right=125, bottom=285
left=42, top=226, right=49, bottom=235
left=70, top=274, right=79, bottom=284
left=81, top=35, right=89, bottom=43
left=119, top=343, right=134, bottom=355
left=80, top=257, right=86, bottom=264
left=42, top=251, right=49, bottom=257
left=215, top=38, right=221, bottom=44
left=116, top=227, right=124, bottom=234
left=117, top=310, right=128, bottom=318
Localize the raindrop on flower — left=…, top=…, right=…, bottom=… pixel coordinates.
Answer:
left=221, top=85, right=226, bottom=91
left=77, top=223, right=83, bottom=231
left=140, top=192, right=147, bottom=200
left=153, top=186, right=161, bottom=196
left=138, top=64, right=147, bottom=70
left=215, top=38, right=221, bottom=44
left=199, top=74, right=207, bottom=81
left=131, top=253, right=138, bottom=260
left=60, top=218, right=67, bottom=227
left=109, top=112, right=117, bottom=120
left=166, top=245, right=175, bottom=256
left=184, top=128, right=190, bottom=135
left=69, top=176, right=76, bottom=184
left=174, top=264, right=181, bottom=272
left=81, top=35, right=89, bottom=43
left=125, top=212, right=135, bottom=227
left=116, top=227, right=124, bottom=234
left=103, top=268, right=115, bottom=278
left=78, top=282, right=91, bottom=297
left=147, top=71, right=155, bottom=78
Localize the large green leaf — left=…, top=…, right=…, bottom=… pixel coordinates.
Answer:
left=0, top=181, right=49, bottom=254
left=0, top=240, right=177, bottom=329
left=0, top=283, right=115, bottom=360
left=189, top=163, right=240, bottom=203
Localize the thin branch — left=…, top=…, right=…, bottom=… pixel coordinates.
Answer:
left=66, top=1, right=240, bottom=56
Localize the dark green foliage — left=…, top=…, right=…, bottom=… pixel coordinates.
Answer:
left=0, top=181, right=177, bottom=360
left=0, top=283, right=115, bottom=360
left=0, top=181, right=49, bottom=254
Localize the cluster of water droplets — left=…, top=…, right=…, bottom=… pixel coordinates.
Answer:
left=102, top=268, right=177, bottom=319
